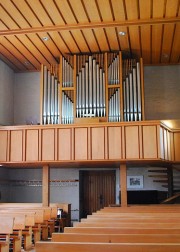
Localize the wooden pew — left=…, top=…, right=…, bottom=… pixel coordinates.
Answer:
left=81, top=217, right=180, bottom=223
left=64, top=226, right=180, bottom=234
left=35, top=241, right=180, bottom=252
left=0, top=216, right=14, bottom=252
left=0, top=207, right=52, bottom=241
left=0, top=204, right=58, bottom=238
left=52, top=233, right=180, bottom=243
left=98, top=205, right=180, bottom=213
left=0, top=213, right=32, bottom=252
left=74, top=222, right=180, bottom=228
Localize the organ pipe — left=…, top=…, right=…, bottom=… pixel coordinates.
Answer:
left=40, top=52, right=144, bottom=125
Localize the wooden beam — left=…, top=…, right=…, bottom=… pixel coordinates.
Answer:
left=120, top=163, right=127, bottom=207
left=1, top=17, right=180, bottom=36
left=42, top=165, right=50, bottom=207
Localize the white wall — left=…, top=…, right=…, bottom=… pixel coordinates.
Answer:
left=0, top=60, right=14, bottom=125
left=14, top=72, right=40, bottom=125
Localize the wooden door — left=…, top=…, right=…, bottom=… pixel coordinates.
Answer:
left=79, top=170, right=116, bottom=218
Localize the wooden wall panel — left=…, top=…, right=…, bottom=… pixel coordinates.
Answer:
left=91, top=127, right=105, bottom=160
left=74, top=128, right=88, bottom=160
left=142, top=126, right=157, bottom=158
left=174, top=132, right=180, bottom=162
left=41, top=129, right=55, bottom=161
left=26, top=129, right=39, bottom=161
left=58, top=128, right=72, bottom=160
left=108, top=126, right=122, bottom=159
left=125, top=126, right=139, bottom=158
left=0, top=131, right=8, bottom=161
left=10, top=130, right=23, bottom=161
left=159, top=126, right=165, bottom=159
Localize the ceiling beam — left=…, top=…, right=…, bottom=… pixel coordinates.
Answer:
left=1, top=17, right=180, bottom=36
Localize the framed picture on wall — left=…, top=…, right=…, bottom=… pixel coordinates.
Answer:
left=127, top=176, right=143, bottom=189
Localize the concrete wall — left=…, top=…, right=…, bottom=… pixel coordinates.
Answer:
left=0, top=60, right=14, bottom=125
left=14, top=72, right=40, bottom=125
left=144, top=65, right=180, bottom=120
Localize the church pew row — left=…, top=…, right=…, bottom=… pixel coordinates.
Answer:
left=0, top=213, right=33, bottom=252
left=0, top=216, right=14, bottom=252
left=52, top=233, right=180, bottom=243
left=0, top=205, right=58, bottom=252
left=0, top=206, right=58, bottom=240
left=35, top=241, right=180, bottom=252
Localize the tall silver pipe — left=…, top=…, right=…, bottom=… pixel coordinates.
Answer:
left=92, top=58, right=97, bottom=116
left=43, top=66, right=47, bottom=124
left=136, top=62, right=141, bottom=120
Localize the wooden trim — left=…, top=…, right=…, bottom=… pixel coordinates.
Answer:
left=120, top=164, right=127, bottom=207
left=1, top=17, right=180, bottom=36
left=42, top=165, right=50, bottom=207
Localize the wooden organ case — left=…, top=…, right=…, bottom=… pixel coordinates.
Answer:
left=40, top=52, right=145, bottom=125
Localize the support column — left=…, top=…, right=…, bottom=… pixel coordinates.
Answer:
left=120, top=163, right=127, bottom=207
left=42, top=165, right=50, bottom=207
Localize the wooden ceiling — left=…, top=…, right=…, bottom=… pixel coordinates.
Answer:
left=0, top=0, right=180, bottom=72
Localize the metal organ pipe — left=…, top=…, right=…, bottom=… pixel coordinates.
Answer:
left=41, top=64, right=60, bottom=125
left=76, top=54, right=105, bottom=118
left=108, top=53, right=120, bottom=122
left=122, top=59, right=142, bottom=122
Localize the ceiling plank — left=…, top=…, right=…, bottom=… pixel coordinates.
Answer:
left=125, top=0, right=139, bottom=20
left=0, top=6, right=20, bottom=29
left=93, top=28, right=110, bottom=52
left=38, top=0, right=65, bottom=25
left=25, top=0, right=54, bottom=26
left=170, top=24, right=180, bottom=63
left=3, top=35, right=40, bottom=69
left=161, top=24, right=175, bottom=63
left=97, top=0, right=113, bottom=21
left=140, top=25, right=151, bottom=64
left=68, top=0, right=89, bottom=23
left=128, top=26, right=141, bottom=59
left=105, top=27, right=119, bottom=51
left=15, top=34, right=52, bottom=68
left=26, top=33, right=58, bottom=65
left=0, top=43, right=27, bottom=71
left=11, top=0, right=42, bottom=27
left=54, top=0, right=78, bottom=24
left=80, top=29, right=100, bottom=53
left=152, top=24, right=163, bottom=64
left=1, top=36, right=35, bottom=70
left=70, top=30, right=90, bottom=52
left=48, top=31, right=70, bottom=54
left=153, top=0, right=165, bottom=18
left=111, top=0, right=126, bottom=21
left=59, top=30, right=80, bottom=53
left=1, top=0, right=30, bottom=28
left=117, top=27, right=130, bottom=53
left=82, top=0, right=101, bottom=22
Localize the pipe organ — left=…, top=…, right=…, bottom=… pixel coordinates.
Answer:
left=76, top=55, right=106, bottom=118
left=122, top=59, right=142, bottom=121
left=41, top=65, right=59, bottom=125
left=40, top=52, right=144, bottom=125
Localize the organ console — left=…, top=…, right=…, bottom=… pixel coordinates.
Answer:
left=40, top=51, right=145, bottom=125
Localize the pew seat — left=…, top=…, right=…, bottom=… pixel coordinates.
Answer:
left=35, top=241, right=180, bottom=252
